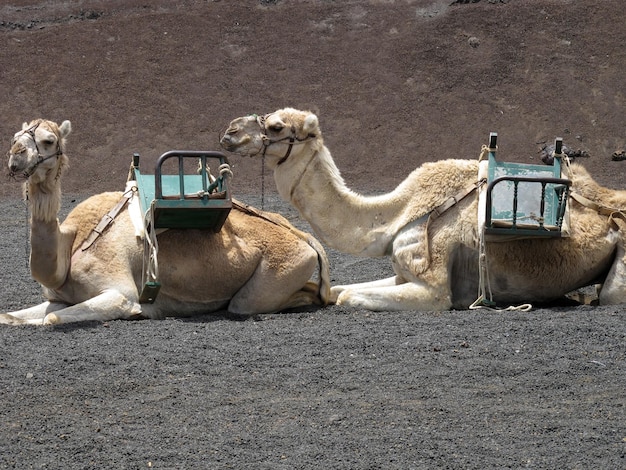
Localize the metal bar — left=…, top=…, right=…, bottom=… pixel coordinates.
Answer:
left=178, top=156, right=185, bottom=199
left=489, top=132, right=498, bottom=151
left=539, top=182, right=546, bottom=229
left=512, top=180, right=518, bottom=227
left=555, top=137, right=563, bottom=155
left=200, top=155, right=208, bottom=199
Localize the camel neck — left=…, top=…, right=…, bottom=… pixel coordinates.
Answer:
left=25, top=176, right=62, bottom=223
left=276, top=146, right=410, bottom=256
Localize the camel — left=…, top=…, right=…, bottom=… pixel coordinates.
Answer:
left=221, top=107, right=626, bottom=311
left=1, top=118, right=330, bottom=325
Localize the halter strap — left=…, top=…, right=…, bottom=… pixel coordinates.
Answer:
left=11, top=121, right=63, bottom=178
left=256, top=114, right=315, bottom=165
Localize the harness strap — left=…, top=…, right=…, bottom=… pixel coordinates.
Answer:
left=570, top=192, right=626, bottom=231
left=276, top=133, right=295, bottom=165
left=81, top=189, right=135, bottom=251
left=570, top=192, right=616, bottom=216
left=430, top=179, right=486, bottom=222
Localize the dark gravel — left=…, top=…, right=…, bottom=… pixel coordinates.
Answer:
left=1, top=195, right=625, bottom=469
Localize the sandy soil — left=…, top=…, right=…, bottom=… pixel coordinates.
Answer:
left=1, top=1, right=625, bottom=468
left=1, top=195, right=625, bottom=469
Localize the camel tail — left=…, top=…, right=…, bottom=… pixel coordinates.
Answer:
left=232, top=198, right=331, bottom=305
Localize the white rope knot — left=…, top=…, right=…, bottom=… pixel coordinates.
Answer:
left=219, top=163, right=233, bottom=179
left=478, top=144, right=497, bottom=162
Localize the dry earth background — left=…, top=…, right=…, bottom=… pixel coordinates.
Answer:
left=0, top=1, right=625, bottom=469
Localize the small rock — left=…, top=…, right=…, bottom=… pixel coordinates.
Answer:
left=468, top=36, right=480, bottom=48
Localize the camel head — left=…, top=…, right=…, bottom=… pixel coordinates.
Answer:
left=221, top=108, right=322, bottom=169
left=8, top=119, right=71, bottom=183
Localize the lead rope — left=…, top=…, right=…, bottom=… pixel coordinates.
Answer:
left=261, top=152, right=266, bottom=210
left=23, top=192, right=30, bottom=270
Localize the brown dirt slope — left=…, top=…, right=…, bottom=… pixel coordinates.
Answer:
left=1, top=0, right=624, bottom=198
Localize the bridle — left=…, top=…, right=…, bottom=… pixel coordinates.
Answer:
left=8, top=121, right=63, bottom=178
left=255, top=114, right=316, bottom=165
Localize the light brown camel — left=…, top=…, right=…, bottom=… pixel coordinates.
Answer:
left=221, top=107, right=626, bottom=311
left=1, top=118, right=330, bottom=325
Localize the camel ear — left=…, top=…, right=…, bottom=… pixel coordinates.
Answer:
left=303, top=114, right=319, bottom=136
left=22, top=122, right=29, bottom=130
left=59, top=120, right=72, bottom=138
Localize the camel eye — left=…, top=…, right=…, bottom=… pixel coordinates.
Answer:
left=41, top=139, right=55, bottom=146
left=268, top=124, right=284, bottom=132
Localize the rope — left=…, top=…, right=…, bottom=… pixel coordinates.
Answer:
left=261, top=152, right=266, bottom=210
left=23, top=197, right=30, bottom=270
left=219, top=163, right=233, bottom=179
left=469, top=215, right=533, bottom=312
left=478, top=144, right=497, bottom=162
left=142, top=202, right=160, bottom=286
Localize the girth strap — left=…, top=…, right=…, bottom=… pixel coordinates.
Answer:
left=81, top=189, right=135, bottom=251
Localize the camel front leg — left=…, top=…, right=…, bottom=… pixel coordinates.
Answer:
left=23, top=290, right=142, bottom=325
left=333, top=277, right=452, bottom=312
left=0, top=301, right=69, bottom=326
left=330, top=276, right=401, bottom=303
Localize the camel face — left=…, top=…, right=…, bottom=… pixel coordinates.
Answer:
left=8, top=119, right=70, bottom=179
left=220, top=114, right=266, bottom=157
left=221, top=108, right=321, bottom=168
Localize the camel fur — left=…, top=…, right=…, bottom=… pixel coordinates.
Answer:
left=1, top=118, right=330, bottom=325
left=221, top=107, right=626, bottom=311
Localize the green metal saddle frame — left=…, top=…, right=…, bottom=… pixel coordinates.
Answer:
left=132, top=150, right=232, bottom=231
left=484, top=132, right=572, bottom=238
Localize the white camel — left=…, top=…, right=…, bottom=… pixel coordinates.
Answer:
left=1, top=118, right=330, bottom=325
left=221, top=107, right=626, bottom=311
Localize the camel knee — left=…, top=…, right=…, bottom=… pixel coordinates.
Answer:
left=0, top=313, right=26, bottom=326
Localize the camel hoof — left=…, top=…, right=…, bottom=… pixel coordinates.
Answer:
left=43, top=313, right=60, bottom=325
